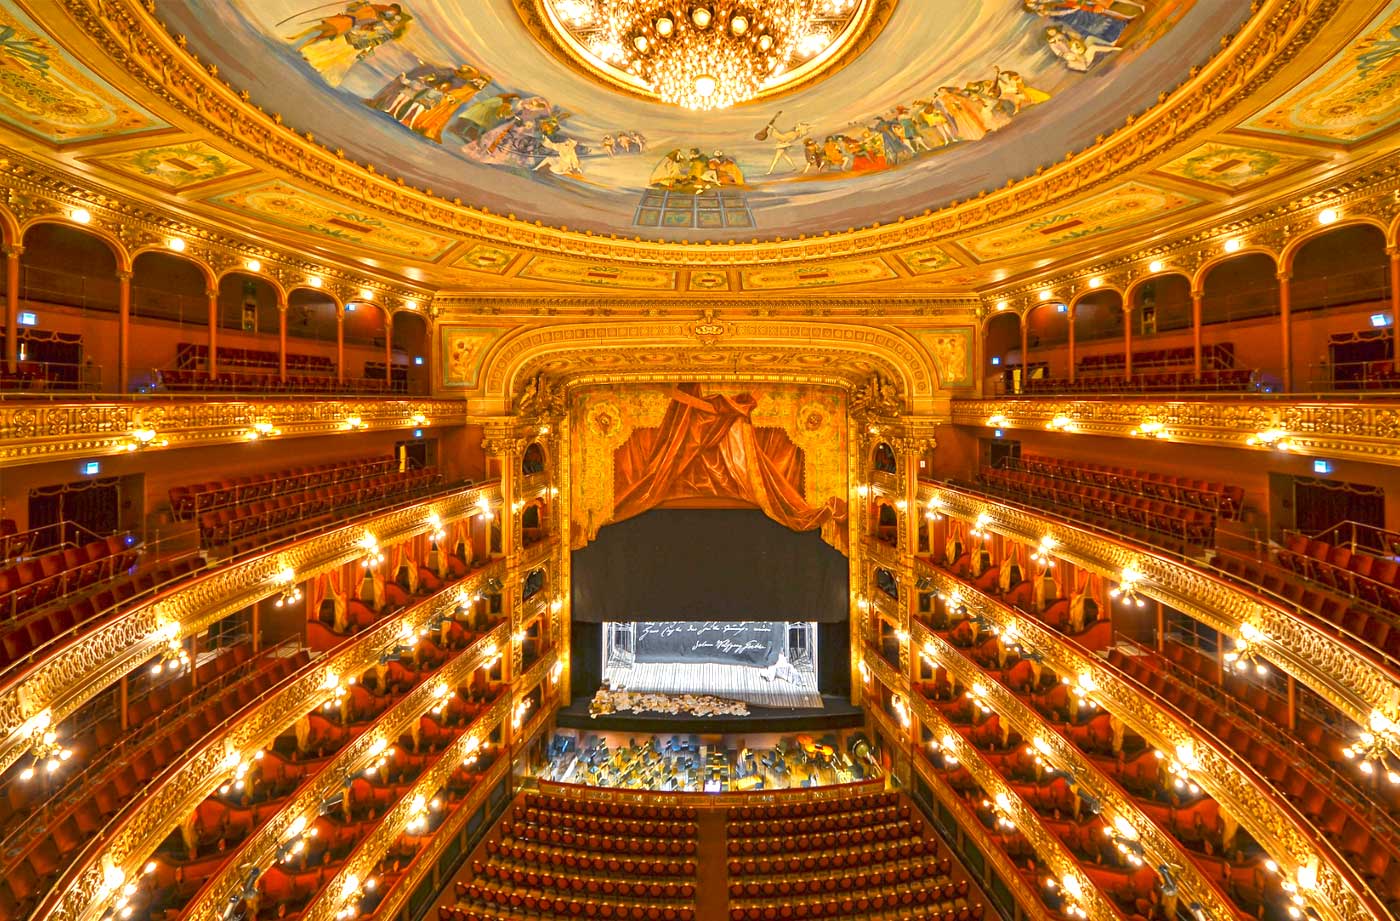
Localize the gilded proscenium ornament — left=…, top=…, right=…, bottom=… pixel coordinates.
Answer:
left=0, top=485, right=501, bottom=776
left=907, top=689, right=1121, bottom=921
left=43, top=605, right=508, bottom=921
left=296, top=687, right=518, bottom=921
left=0, top=399, right=466, bottom=471
left=54, top=0, right=1316, bottom=266
left=919, top=483, right=1400, bottom=735
left=909, top=752, right=1057, bottom=921
left=917, top=630, right=1237, bottom=921
left=910, top=566, right=1383, bottom=921
left=950, top=398, right=1400, bottom=469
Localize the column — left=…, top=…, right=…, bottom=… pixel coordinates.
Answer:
left=1191, top=287, right=1204, bottom=380
left=335, top=307, right=345, bottom=384
left=383, top=313, right=393, bottom=392
left=1390, top=248, right=1400, bottom=372
left=1122, top=306, right=1133, bottom=382
left=277, top=299, right=288, bottom=383
left=1066, top=305, right=1077, bottom=384
left=206, top=288, right=219, bottom=379
left=4, top=245, right=20, bottom=373
left=1019, top=315, right=1029, bottom=394
left=117, top=269, right=131, bottom=392
left=1278, top=271, right=1293, bottom=392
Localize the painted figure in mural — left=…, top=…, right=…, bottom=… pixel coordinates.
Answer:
left=534, top=135, right=584, bottom=176
left=1044, top=24, right=1123, bottom=71
left=764, top=121, right=812, bottom=175
left=462, top=96, right=576, bottom=169
left=450, top=92, right=520, bottom=143
left=366, top=64, right=491, bottom=141
left=648, top=149, right=686, bottom=188
left=647, top=149, right=744, bottom=192
left=284, top=2, right=412, bottom=86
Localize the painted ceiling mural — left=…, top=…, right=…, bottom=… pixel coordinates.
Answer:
left=155, top=0, right=1252, bottom=241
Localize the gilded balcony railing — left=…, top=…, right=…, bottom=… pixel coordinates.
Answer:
left=0, top=483, right=502, bottom=775
left=913, top=563, right=1384, bottom=921
left=0, top=398, right=466, bottom=469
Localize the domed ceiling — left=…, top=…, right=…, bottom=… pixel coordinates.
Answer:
left=155, top=0, right=1252, bottom=241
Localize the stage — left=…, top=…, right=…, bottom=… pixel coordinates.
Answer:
left=601, top=659, right=823, bottom=709
left=557, top=694, right=864, bottom=735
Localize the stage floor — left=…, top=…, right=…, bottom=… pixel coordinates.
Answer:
left=603, top=661, right=822, bottom=709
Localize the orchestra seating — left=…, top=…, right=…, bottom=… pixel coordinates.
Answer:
left=194, top=465, right=441, bottom=552
left=0, top=534, right=206, bottom=668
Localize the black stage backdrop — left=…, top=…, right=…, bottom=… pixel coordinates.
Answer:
left=570, top=509, right=849, bottom=623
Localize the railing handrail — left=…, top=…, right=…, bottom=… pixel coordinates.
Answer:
left=0, top=390, right=441, bottom=404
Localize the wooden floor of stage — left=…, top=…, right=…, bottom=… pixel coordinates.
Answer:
left=602, top=661, right=823, bottom=709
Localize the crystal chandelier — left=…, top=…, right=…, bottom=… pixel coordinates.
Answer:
left=549, top=1, right=863, bottom=111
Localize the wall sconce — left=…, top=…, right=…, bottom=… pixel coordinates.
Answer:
left=359, top=534, right=384, bottom=569
left=426, top=512, right=446, bottom=544
left=1109, top=566, right=1146, bottom=607
left=1342, top=710, right=1400, bottom=784
left=462, top=737, right=482, bottom=767
left=245, top=259, right=262, bottom=273
left=894, top=628, right=910, bottom=644
left=926, top=496, right=944, bottom=521
left=1132, top=420, right=1169, bottom=439
left=243, top=420, right=281, bottom=441
left=1045, top=414, right=1075, bottom=432
left=856, top=484, right=870, bottom=498
left=476, top=496, right=495, bottom=520
left=411, top=412, right=429, bottom=427
left=1103, top=816, right=1146, bottom=866
left=1265, top=859, right=1321, bottom=920
left=857, top=659, right=871, bottom=683
left=334, top=874, right=377, bottom=921
left=985, top=413, right=1009, bottom=428
left=1045, top=874, right=1088, bottom=919
left=936, top=590, right=966, bottom=617
left=343, top=415, right=366, bottom=431
left=482, top=642, right=502, bottom=668
left=965, top=682, right=994, bottom=716
left=1030, top=536, right=1056, bottom=570
left=1318, top=208, right=1340, bottom=226
left=168, top=237, right=186, bottom=252
left=895, top=499, right=908, bottom=512
left=550, top=659, right=564, bottom=683
left=218, top=749, right=264, bottom=795
left=891, top=695, right=910, bottom=727
left=920, top=642, right=937, bottom=670
left=125, top=427, right=169, bottom=451
left=1246, top=429, right=1295, bottom=451
left=512, top=698, right=532, bottom=729
left=405, top=793, right=441, bottom=832
left=429, top=683, right=452, bottom=715
left=365, top=737, right=394, bottom=776
left=928, top=733, right=958, bottom=766
left=984, top=791, right=1016, bottom=830
left=149, top=621, right=190, bottom=675
left=70, top=207, right=92, bottom=225
left=1157, top=743, right=1202, bottom=795
left=1063, top=672, right=1099, bottom=711
left=17, top=710, right=73, bottom=781
left=1025, top=736, right=1055, bottom=770
left=969, top=512, right=992, bottom=540
left=278, top=814, right=319, bottom=863
left=1147, top=260, right=1165, bottom=274
left=273, top=568, right=303, bottom=608
left=1223, top=623, right=1268, bottom=676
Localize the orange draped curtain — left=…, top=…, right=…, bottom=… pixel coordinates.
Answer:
left=606, top=384, right=847, bottom=546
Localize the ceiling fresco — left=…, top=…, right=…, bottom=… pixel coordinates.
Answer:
left=154, top=0, right=1252, bottom=242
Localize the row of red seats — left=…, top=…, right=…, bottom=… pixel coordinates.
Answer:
left=727, top=841, right=939, bottom=877
left=169, top=456, right=396, bottom=520
left=0, top=648, right=308, bottom=921
left=728, top=861, right=951, bottom=898
left=471, top=865, right=695, bottom=902
left=443, top=906, right=694, bottom=921
left=1023, top=368, right=1253, bottom=395
left=725, top=821, right=922, bottom=856
left=1277, top=534, right=1400, bottom=613
left=485, top=841, right=695, bottom=878
left=523, top=793, right=698, bottom=821
left=513, top=810, right=695, bottom=839
left=981, top=466, right=1216, bottom=545
left=0, top=533, right=138, bottom=617
left=727, top=804, right=907, bottom=837
left=1, top=553, right=205, bottom=669
left=455, top=882, right=694, bottom=920
left=1078, top=342, right=1235, bottom=372
left=729, top=894, right=978, bottom=921
left=726, top=793, right=898, bottom=822
left=198, top=467, right=439, bottom=549
left=1216, top=549, right=1400, bottom=666
left=1012, top=453, right=1244, bottom=519
left=175, top=341, right=334, bottom=373
left=159, top=368, right=404, bottom=396
left=507, top=823, right=697, bottom=857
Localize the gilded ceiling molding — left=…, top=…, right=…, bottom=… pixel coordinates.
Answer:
left=54, top=622, right=511, bottom=921
left=0, top=398, right=466, bottom=471
left=919, top=483, right=1399, bottom=742
left=51, top=0, right=1327, bottom=266
left=0, top=165, right=432, bottom=311
left=983, top=155, right=1400, bottom=309
left=908, top=754, right=1057, bottom=921
left=0, top=488, right=503, bottom=776
left=908, top=571, right=1384, bottom=921
left=917, top=630, right=1240, bottom=921
left=433, top=294, right=981, bottom=320
left=873, top=676, right=1121, bottom=921
left=949, top=398, right=1400, bottom=469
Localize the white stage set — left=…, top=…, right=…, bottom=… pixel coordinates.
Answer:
left=602, top=621, right=821, bottom=709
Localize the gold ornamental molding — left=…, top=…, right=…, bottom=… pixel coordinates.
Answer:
left=0, top=486, right=503, bottom=775
left=365, top=755, right=512, bottom=921
left=950, top=398, right=1400, bottom=468
left=0, top=398, right=466, bottom=470
left=435, top=294, right=981, bottom=320
left=49, top=0, right=1328, bottom=266
left=912, top=566, right=1385, bottom=921
left=885, top=680, right=1120, bottom=921
left=916, top=629, right=1239, bottom=921
left=908, top=754, right=1057, bottom=921
left=919, top=483, right=1400, bottom=729
left=41, top=609, right=510, bottom=921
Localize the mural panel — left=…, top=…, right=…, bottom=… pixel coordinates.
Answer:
left=87, top=140, right=253, bottom=189
left=0, top=0, right=164, bottom=142
left=1155, top=141, right=1315, bottom=190
left=439, top=325, right=503, bottom=388
left=570, top=383, right=848, bottom=551
left=911, top=327, right=975, bottom=388
left=741, top=259, right=898, bottom=290
left=519, top=258, right=677, bottom=289
left=1242, top=1, right=1400, bottom=144
left=155, top=0, right=1251, bottom=239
